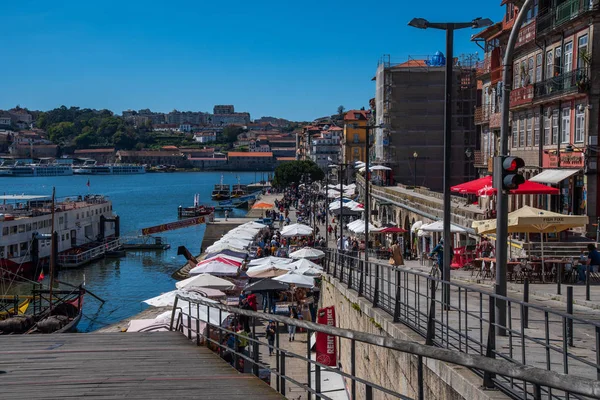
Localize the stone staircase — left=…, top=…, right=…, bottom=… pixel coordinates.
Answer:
left=523, top=240, right=595, bottom=258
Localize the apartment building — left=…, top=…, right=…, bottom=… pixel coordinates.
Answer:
left=473, top=0, right=599, bottom=222
left=342, top=110, right=371, bottom=164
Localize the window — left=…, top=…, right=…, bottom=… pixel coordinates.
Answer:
left=512, top=120, right=518, bottom=148
left=18, top=225, right=25, bottom=233
left=536, top=53, right=543, bottom=82
left=520, top=60, right=527, bottom=86
left=546, top=50, right=553, bottom=79
left=575, top=106, right=585, bottom=143
left=561, top=108, right=571, bottom=143
left=554, top=47, right=562, bottom=76
left=2, top=227, right=8, bottom=236
left=526, top=115, right=533, bottom=146
left=527, top=57, right=534, bottom=85
left=353, top=133, right=359, bottom=143
left=32, top=222, right=37, bottom=229
left=519, top=115, right=525, bottom=147
left=534, top=113, right=540, bottom=146
left=564, top=41, right=573, bottom=73
left=578, top=35, right=589, bottom=69
left=59, top=217, right=64, bottom=224
left=552, top=110, right=559, bottom=144
left=514, top=61, right=521, bottom=89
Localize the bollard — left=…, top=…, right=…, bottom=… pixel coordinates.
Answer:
left=567, top=286, right=574, bottom=347
left=586, top=265, right=591, bottom=301
left=557, top=263, right=562, bottom=295
left=523, top=278, right=529, bottom=329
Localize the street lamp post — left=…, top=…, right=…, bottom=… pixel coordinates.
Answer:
left=409, top=16, right=493, bottom=309
left=495, top=0, right=535, bottom=335
left=413, top=152, right=419, bottom=189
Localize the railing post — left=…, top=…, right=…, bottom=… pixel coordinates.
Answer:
left=340, top=252, right=345, bottom=283
left=351, top=339, right=356, bottom=400
left=373, top=263, right=380, bottom=308
left=523, top=278, right=529, bottom=329
left=275, top=321, right=280, bottom=393
left=567, top=286, right=574, bottom=347
left=483, top=296, right=496, bottom=388
left=333, top=252, right=338, bottom=278
left=280, top=351, right=286, bottom=395
left=358, top=259, right=364, bottom=297
left=348, top=256, right=353, bottom=289
left=219, top=309, right=223, bottom=356
left=252, top=339, right=259, bottom=377
left=425, top=279, right=436, bottom=345
left=533, top=383, right=542, bottom=400
left=201, top=304, right=206, bottom=346
left=393, top=269, right=401, bottom=323
left=169, top=296, right=179, bottom=330
left=365, top=384, right=373, bottom=400
left=417, top=355, right=425, bottom=400
left=307, top=328, right=312, bottom=400
left=315, top=364, right=321, bottom=399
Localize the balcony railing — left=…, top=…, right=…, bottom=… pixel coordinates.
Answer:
left=537, top=0, right=593, bottom=35
left=474, top=106, right=491, bottom=125
left=476, top=57, right=491, bottom=76
left=510, top=85, right=534, bottom=108
left=515, top=19, right=536, bottom=48
left=533, top=68, right=587, bottom=99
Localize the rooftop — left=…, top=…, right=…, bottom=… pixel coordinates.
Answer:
left=228, top=152, right=273, bottom=158
left=74, top=148, right=115, bottom=154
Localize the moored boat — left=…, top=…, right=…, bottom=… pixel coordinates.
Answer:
left=211, top=174, right=231, bottom=200
left=178, top=194, right=215, bottom=218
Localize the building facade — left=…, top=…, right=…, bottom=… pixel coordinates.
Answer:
left=374, top=56, right=478, bottom=191
left=473, top=0, right=599, bottom=224
left=342, top=110, right=370, bottom=164
left=227, top=152, right=275, bottom=170
left=73, top=148, right=116, bottom=163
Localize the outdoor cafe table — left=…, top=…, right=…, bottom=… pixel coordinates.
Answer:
left=475, top=258, right=522, bottom=281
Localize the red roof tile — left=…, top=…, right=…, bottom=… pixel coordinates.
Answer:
left=228, top=152, right=273, bottom=158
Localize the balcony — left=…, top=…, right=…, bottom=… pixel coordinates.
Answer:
left=537, top=0, right=593, bottom=36
left=510, top=85, right=534, bottom=108
left=515, top=19, right=536, bottom=48
left=491, top=66, right=503, bottom=84
left=474, top=106, right=491, bottom=125
left=474, top=150, right=488, bottom=168
left=533, top=68, right=588, bottom=99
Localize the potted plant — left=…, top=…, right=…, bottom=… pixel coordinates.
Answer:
left=577, top=49, right=592, bottom=92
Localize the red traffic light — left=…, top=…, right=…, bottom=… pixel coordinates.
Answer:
left=503, top=156, right=524, bottom=172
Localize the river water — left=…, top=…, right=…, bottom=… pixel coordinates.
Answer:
left=1, top=171, right=268, bottom=332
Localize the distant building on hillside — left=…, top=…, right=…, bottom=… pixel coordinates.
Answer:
left=116, top=150, right=189, bottom=167
left=73, top=148, right=116, bottom=163
left=227, top=152, right=274, bottom=170
left=213, top=105, right=235, bottom=114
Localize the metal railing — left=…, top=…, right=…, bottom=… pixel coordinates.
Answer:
left=324, top=250, right=600, bottom=400
left=170, top=294, right=600, bottom=400
left=537, top=0, right=594, bottom=35
left=534, top=68, right=587, bottom=98
left=57, top=238, right=121, bottom=267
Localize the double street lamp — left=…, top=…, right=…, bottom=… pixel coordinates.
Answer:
left=408, top=16, right=493, bottom=308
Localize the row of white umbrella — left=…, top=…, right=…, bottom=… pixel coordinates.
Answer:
left=347, top=219, right=382, bottom=234
left=280, top=223, right=313, bottom=237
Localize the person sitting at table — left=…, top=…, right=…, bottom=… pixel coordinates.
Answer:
left=578, top=244, right=600, bottom=283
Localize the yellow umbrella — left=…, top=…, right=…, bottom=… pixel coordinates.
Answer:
left=472, top=206, right=588, bottom=281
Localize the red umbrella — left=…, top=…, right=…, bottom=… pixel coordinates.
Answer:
left=451, top=176, right=492, bottom=194
left=477, top=180, right=559, bottom=196
left=379, top=227, right=407, bottom=233
left=197, top=256, right=242, bottom=267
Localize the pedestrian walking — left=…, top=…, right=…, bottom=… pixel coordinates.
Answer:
left=288, top=307, right=298, bottom=341
left=266, top=321, right=276, bottom=356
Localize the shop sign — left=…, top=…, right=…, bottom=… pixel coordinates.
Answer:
left=543, top=152, right=584, bottom=168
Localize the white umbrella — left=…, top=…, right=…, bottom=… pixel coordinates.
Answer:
left=411, top=220, right=423, bottom=232
left=359, top=167, right=366, bottom=173
left=370, top=165, right=392, bottom=171
left=241, top=221, right=267, bottom=229
left=295, top=266, right=324, bottom=276
left=248, top=256, right=293, bottom=267
left=176, top=273, right=237, bottom=290
left=189, top=260, right=240, bottom=276
left=349, top=221, right=382, bottom=234
left=247, top=261, right=294, bottom=278
left=419, top=220, right=467, bottom=233
left=289, top=247, right=325, bottom=260
left=289, top=258, right=323, bottom=271
left=281, top=223, right=313, bottom=237
left=273, top=272, right=315, bottom=288
left=143, top=289, right=204, bottom=307
left=205, top=242, right=248, bottom=254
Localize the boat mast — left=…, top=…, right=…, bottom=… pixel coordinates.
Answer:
left=49, top=187, right=56, bottom=313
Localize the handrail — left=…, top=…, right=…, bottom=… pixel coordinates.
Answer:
left=173, top=294, right=600, bottom=398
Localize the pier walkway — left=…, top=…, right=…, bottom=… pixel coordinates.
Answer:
left=0, top=331, right=282, bottom=400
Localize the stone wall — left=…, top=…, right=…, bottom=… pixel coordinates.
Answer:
left=320, top=275, right=507, bottom=400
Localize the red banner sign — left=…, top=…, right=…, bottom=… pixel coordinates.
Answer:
left=141, top=216, right=206, bottom=235
left=315, top=306, right=337, bottom=366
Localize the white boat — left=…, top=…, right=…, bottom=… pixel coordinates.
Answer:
left=0, top=161, right=73, bottom=177
left=0, top=193, right=117, bottom=280
left=73, top=160, right=145, bottom=175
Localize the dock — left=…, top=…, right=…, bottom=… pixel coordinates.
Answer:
left=0, top=331, right=282, bottom=400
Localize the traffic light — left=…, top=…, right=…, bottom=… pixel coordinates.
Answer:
left=501, top=156, right=525, bottom=191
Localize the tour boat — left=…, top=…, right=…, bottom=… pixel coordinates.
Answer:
left=73, top=160, right=145, bottom=175
left=0, top=193, right=117, bottom=281
left=211, top=175, right=231, bottom=200
left=0, top=161, right=73, bottom=177
left=178, top=194, right=215, bottom=218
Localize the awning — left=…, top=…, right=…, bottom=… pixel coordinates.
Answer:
left=529, top=169, right=580, bottom=184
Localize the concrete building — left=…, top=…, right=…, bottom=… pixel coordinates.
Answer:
left=116, top=150, right=189, bottom=167
left=0, top=112, right=12, bottom=127
left=311, top=126, right=343, bottom=168
left=211, top=113, right=251, bottom=126
left=473, top=0, right=599, bottom=225
left=194, top=132, right=217, bottom=143
left=227, top=152, right=274, bottom=170
left=373, top=55, right=478, bottom=191
left=73, top=148, right=116, bottom=164
left=213, top=105, right=235, bottom=114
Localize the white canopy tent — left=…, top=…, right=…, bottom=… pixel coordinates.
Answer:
left=281, top=223, right=313, bottom=237
left=273, top=272, right=315, bottom=288
left=289, top=247, right=325, bottom=260
left=247, top=261, right=295, bottom=278
left=419, top=221, right=467, bottom=233
left=189, top=261, right=240, bottom=276
left=176, top=274, right=237, bottom=290
left=248, top=256, right=293, bottom=267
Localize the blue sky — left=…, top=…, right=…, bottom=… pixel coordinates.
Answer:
left=2, top=1, right=504, bottom=121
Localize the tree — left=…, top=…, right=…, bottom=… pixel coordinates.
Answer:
left=272, top=160, right=325, bottom=188
left=223, top=126, right=244, bottom=143
left=337, top=105, right=345, bottom=117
